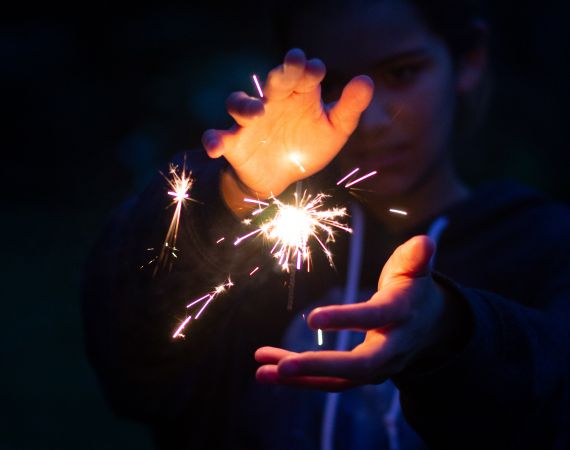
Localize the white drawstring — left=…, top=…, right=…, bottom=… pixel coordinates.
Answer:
left=320, top=212, right=449, bottom=450
left=320, top=203, right=365, bottom=450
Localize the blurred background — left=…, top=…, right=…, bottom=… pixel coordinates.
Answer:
left=2, top=2, right=569, bottom=448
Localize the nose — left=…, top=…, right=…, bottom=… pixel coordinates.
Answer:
left=359, top=90, right=393, bottom=132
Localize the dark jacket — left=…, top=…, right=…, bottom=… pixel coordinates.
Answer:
left=83, top=149, right=570, bottom=449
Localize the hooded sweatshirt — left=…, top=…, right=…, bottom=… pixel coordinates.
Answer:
left=83, top=150, right=570, bottom=450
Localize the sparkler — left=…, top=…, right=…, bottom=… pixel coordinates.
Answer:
left=152, top=162, right=194, bottom=274
left=172, top=278, right=234, bottom=339
left=235, top=191, right=352, bottom=272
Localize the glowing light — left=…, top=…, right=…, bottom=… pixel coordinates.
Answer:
left=249, top=267, right=260, bottom=276
left=344, top=170, right=378, bottom=188
left=252, top=74, right=264, bottom=98
left=216, top=237, right=225, bottom=244
left=289, top=153, right=306, bottom=173
left=389, top=209, right=408, bottom=216
left=336, top=168, right=360, bottom=185
left=235, top=191, right=351, bottom=272
left=173, top=278, right=234, bottom=338
left=151, top=162, right=194, bottom=273
left=317, top=328, right=324, bottom=346
left=172, top=316, right=192, bottom=339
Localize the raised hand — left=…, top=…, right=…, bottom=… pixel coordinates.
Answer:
left=255, top=236, right=469, bottom=391
left=202, top=48, right=374, bottom=204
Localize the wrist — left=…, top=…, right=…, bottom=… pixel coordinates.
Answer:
left=220, top=167, right=267, bottom=218
left=408, top=277, right=473, bottom=372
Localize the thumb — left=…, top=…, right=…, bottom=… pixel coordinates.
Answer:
left=378, top=235, right=436, bottom=289
left=328, top=75, right=374, bottom=136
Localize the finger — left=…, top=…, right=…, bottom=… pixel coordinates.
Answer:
left=201, top=128, right=238, bottom=158
left=378, top=235, right=435, bottom=288
left=307, top=296, right=411, bottom=331
left=264, top=48, right=306, bottom=101
left=226, top=91, right=264, bottom=126
left=294, top=58, right=326, bottom=94
left=277, top=346, right=383, bottom=380
left=328, top=75, right=374, bottom=136
left=255, top=346, right=298, bottom=364
left=256, top=365, right=357, bottom=392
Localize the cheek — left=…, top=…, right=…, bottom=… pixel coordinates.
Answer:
left=409, top=70, right=456, bottom=156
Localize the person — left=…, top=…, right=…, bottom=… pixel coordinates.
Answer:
left=82, top=0, right=570, bottom=449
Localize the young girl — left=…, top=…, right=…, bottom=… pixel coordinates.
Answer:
left=83, top=1, right=570, bottom=449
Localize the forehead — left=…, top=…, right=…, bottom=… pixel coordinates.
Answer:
left=291, top=0, right=440, bottom=71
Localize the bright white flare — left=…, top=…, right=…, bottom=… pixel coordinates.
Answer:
left=289, top=153, right=306, bottom=173
left=235, top=191, right=352, bottom=272
left=252, top=74, right=264, bottom=98
left=154, top=163, right=193, bottom=273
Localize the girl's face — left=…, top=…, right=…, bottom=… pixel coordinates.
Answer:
left=296, top=0, right=465, bottom=198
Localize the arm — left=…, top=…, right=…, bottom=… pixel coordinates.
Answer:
left=83, top=48, right=374, bottom=446
left=255, top=236, right=570, bottom=449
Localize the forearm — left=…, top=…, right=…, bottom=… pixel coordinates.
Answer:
left=393, top=277, right=570, bottom=449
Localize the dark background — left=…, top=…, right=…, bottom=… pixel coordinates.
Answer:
left=2, top=2, right=569, bottom=449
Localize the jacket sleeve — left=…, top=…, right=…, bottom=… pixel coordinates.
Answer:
left=393, top=259, right=570, bottom=449
left=82, top=149, right=291, bottom=448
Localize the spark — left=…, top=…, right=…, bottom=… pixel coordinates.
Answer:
left=289, top=153, right=306, bottom=173
left=249, top=267, right=260, bottom=276
left=244, top=198, right=270, bottom=206
left=152, top=162, right=194, bottom=273
left=216, top=237, right=225, bottom=244
left=344, top=170, right=378, bottom=188
left=173, top=278, right=234, bottom=338
left=389, top=208, right=408, bottom=216
left=252, top=74, right=264, bottom=98
left=336, top=168, right=360, bottom=185
left=235, top=191, right=352, bottom=272
left=172, top=316, right=193, bottom=339
left=317, top=329, right=324, bottom=346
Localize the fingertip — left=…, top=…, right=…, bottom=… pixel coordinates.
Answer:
left=305, top=58, right=326, bottom=76
left=307, top=307, right=329, bottom=329
left=354, top=74, right=375, bottom=90
left=201, top=130, right=220, bottom=153
left=285, top=48, right=306, bottom=67
left=348, top=75, right=375, bottom=108
left=408, top=235, right=436, bottom=259
left=254, top=346, right=272, bottom=361
left=256, top=365, right=279, bottom=383
left=396, top=235, right=436, bottom=277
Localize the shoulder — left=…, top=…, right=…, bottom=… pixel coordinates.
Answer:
left=436, top=180, right=570, bottom=304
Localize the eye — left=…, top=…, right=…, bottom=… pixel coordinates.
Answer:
left=382, top=63, right=423, bottom=86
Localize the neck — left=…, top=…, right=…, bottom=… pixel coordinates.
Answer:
left=363, top=161, right=469, bottom=233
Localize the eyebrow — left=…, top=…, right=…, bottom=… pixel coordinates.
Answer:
left=325, top=47, right=432, bottom=84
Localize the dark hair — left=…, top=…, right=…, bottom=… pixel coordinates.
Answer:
left=408, top=0, right=488, bottom=59
left=273, top=0, right=489, bottom=63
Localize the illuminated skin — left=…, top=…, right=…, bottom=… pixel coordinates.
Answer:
left=202, top=48, right=374, bottom=214
left=203, top=0, right=486, bottom=389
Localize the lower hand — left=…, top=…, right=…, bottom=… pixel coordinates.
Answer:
left=255, top=236, right=459, bottom=391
